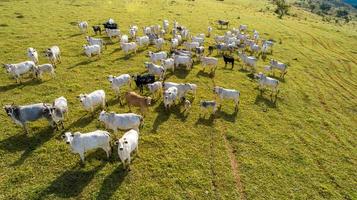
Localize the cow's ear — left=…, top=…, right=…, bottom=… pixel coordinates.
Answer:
left=114, top=140, right=119, bottom=145
left=61, top=134, right=66, bottom=139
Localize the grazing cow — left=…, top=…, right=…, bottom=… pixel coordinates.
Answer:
left=34, top=64, right=55, bottom=79
left=136, top=35, right=150, bottom=47
left=163, top=82, right=194, bottom=99
left=144, top=62, right=165, bottom=80
left=125, top=92, right=152, bottom=115
left=45, top=46, right=61, bottom=66
left=200, top=100, right=218, bottom=115
left=78, top=90, right=106, bottom=112
left=108, top=74, right=131, bottom=98
left=86, top=36, right=106, bottom=49
left=62, top=130, right=111, bottom=162
left=83, top=44, right=101, bottom=57
left=106, top=29, right=121, bottom=40
left=213, top=86, right=240, bottom=111
left=268, top=59, right=288, bottom=78
left=191, top=36, right=204, bottom=46
left=49, top=96, right=68, bottom=129
left=4, top=103, right=55, bottom=133
left=98, top=111, right=143, bottom=132
left=161, top=58, right=175, bottom=73
left=217, top=20, right=229, bottom=29
left=121, top=35, right=129, bottom=43
left=154, top=38, right=165, bottom=50
left=201, top=56, right=218, bottom=72
left=239, top=24, right=248, bottom=32
left=92, top=25, right=102, bottom=35
left=163, top=87, right=178, bottom=110
left=147, top=81, right=163, bottom=97
left=27, top=48, right=39, bottom=64
left=207, top=26, right=213, bottom=37
left=183, top=41, right=199, bottom=51
left=78, top=21, right=88, bottom=33
left=132, top=74, right=155, bottom=93
left=115, top=129, right=139, bottom=170
left=223, top=55, right=234, bottom=69
left=148, top=51, right=167, bottom=63
left=238, top=51, right=257, bottom=71
left=3, top=61, right=35, bottom=83
left=255, top=72, right=280, bottom=101
left=120, top=42, right=137, bottom=55
left=172, top=54, right=193, bottom=69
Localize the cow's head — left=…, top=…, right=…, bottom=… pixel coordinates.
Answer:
left=107, top=75, right=114, bottom=84
left=62, top=132, right=75, bottom=144
left=78, top=94, right=87, bottom=103
left=3, top=105, right=15, bottom=117
left=213, top=86, right=220, bottom=94
left=146, top=97, right=152, bottom=106
left=115, top=138, right=128, bottom=151
left=98, top=110, right=107, bottom=122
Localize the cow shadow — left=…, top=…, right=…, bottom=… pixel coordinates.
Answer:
left=195, top=114, right=215, bottom=126
left=110, top=48, right=121, bottom=54
left=196, top=70, right=214, bottom=78
left=0, top=82, right=23, bottom=92
left=0, top=127, right=56, bottom=166
left=37, top=163, right=105, bottom=199
left=67, top=33, right=82, bottom=38
left=64, top=113, right=98, bottom=132
left=96, top=165, right=128, bottom=199
left=215, top=108, right=238, bottom=123
left=152, top=102, right=172, bottom=133
left=254, top=93, right=277, bottom=108
left=0, top=78, right=45, bottom=91
left=172, top=67, right=190, bottom=79
left=68, top=59, right=96, bottom=69
left=107, top=97, right=121, bottom=107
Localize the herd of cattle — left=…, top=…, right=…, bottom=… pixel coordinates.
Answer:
left=2, top=18, right=288, bottom=169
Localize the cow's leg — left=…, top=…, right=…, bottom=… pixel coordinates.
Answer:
left=79, top=152, right=85, bottom=163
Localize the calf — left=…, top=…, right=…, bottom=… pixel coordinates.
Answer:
left=34, top=64, right=55, bottom=80
left=213, top=86, right=240, bottom=111
left=144, top=62, right=165, bottom=80
left=78, top=90, right=106, bottom=112
left=98, top=111, right=143, bottom=132
left=163, top=82, right=193, bottom=100
left=121, top=34, right=129, bottom=43
left=223, top=55, right=234, bottom=69
left=92, top=25, right=102, bottom=35
left=163, top=87, right=178, bottom=110
left=50, top=96, right=68, bottom=129
left=3, top=61, right=35, bottom=83
left=171, top=38, right=179, bottom=50
left=4, top=103, right=55, bottom=133
left=125, top=91, right=152, bottom=115
left=200, top=100, right=218, bottom=115
left=132, top=74, right=155, bottom=93
left=86, top=36, right=106, bottom=49
left=27, top=48, right=39, bottom=64
left=108, top=74, right=131, bottom=98
left=147, top=81, right=163, bottom=97
left=78, top=21, right=88, bottom=33
left=161, top=58, right=175, bottom=73
left=83, top=44, right=101, bottom=57
left=45, top=46, right=61, bottom=66
left=115, top=129, right=139, bottom=170
left=62, top=130, right=111, bottom=162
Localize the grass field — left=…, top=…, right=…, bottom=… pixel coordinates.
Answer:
left=0, top=0, right=356, bottom=199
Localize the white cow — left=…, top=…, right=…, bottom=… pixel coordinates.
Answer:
left=108, top=74, right=131, bottom=97
left=171, top=38, right=179, bottom=50
left=45, top=46, right=61, bottom=66
left=163, top=87, right=178, bottom=110
left=106, top=29, right=121, bottom=40
left=191, top=36, right=204, bottom=46
left=98, top=111, right=143, bottom=132
left=148, top=51, right=167, bottom=63
left=201, top=56, right=218, bottom=72
left=161, top=58, right=175, bottom=72
left=144, top=62, right=165, bottom=80
left=147, top=81, right=163, bottom=97
left=121, top=34, right=129, bottom=43
left=239, top=24, right=248, bottom=32
left=136, top=35, right=150, bottom=47
left=63, top=130, right=111, bottom=162
left=78, top=21, right=88, bottom=33
left=183, top=41, right=199, bottom=51
left=154, top=38, right=165, bottom=50
left=163, top=82, right=193, bottom=99
left=115, top=129, right=139, bottom=169
left=238, top=52, right=257, bottom=71
left=51, top=96, right=68, bottom=128
left=3, top=61, right=35, bottom=83
left=120, top=42, right=137, bottom=55
left=256, top=72, right=280, bottom=99
left=27, top=48, right=39, bottom=64
left=83, top=44, right=101, bottom=57
left=78, top=90, right=106, bottom=112
left=172, top=54, right=192, bottom=69
left=213, top=86, right=240, bottom=110
left=86, top=36, right=106, bottom=49
left=33, top=64, right=55, bottom=79
left=268, top=59, right=288, bottom=78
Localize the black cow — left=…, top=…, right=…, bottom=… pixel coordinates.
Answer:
left=132, top=74, right=155, bottom=93
left=92, top=26, right=102, bottom=35
left=217, top=20, right=229, bottom=29
left=223, top=55, right=234, bottom=69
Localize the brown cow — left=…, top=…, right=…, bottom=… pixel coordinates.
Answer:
left=125, top=92, right=152, bottom=115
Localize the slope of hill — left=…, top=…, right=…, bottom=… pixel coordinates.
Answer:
left=0, top=0, right=356, bottom=199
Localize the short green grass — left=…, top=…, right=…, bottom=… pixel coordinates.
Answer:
left=0, top=0, right=356, bottom=199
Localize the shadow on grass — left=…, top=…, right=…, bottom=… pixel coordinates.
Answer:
left=195, top=114, right=215, bottom=126
left=152, top=102, right=171, bottom=133
left=64, top=112, right=98, bottom=132
left=196, top=70, right=214, bottom=78
left=67, top=33, right=82, bottom=38
left=215, top=108, right=238, bottom=123
left=37, top=163, right=106, bottom=199
left=0, top=126, right=55, bottom=166
left=172, top=67, right=190, bottom=79
left=254, top=93, right=277, bottom=108
left=96, top=165, right=128, bottom=199
left=0, top=78, right=46, bottom=92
